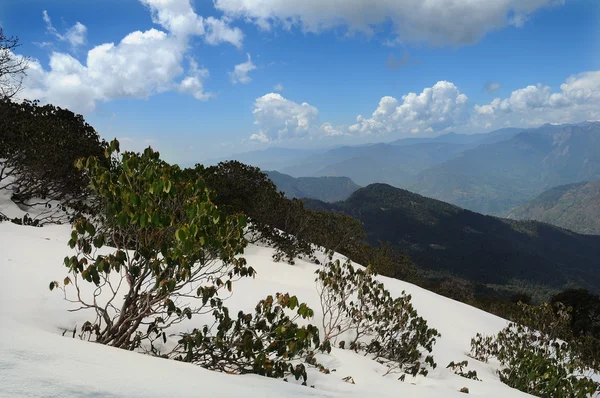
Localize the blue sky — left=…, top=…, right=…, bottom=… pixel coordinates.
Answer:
left=1, top=0, right=599, bottom=163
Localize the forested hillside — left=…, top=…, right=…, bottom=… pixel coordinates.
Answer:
left=508, top=181, right=600, bottom=235
left=304, top=184, right=600, bottom=293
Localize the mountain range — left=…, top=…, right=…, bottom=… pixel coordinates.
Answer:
left=265, top=171, right=360, bottom=202
left=412, top=122, right=600, bottom=215
left=278, top=129, right=523, bottom=188
left=508, top=180, right=600, bottom=235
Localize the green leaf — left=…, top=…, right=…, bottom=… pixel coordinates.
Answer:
left=130, top=194, right=141, bottom=207
left=163, top=180, right=172, bottom=193
left=175, top=228, right=187, bottom=241
left=289, top=296, right=298, bottom=310
left=49, top=281, right=56, bottom=291
left=85, top=222, right=96, bottom=236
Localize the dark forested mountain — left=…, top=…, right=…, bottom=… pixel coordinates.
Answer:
left=410, top=122, right=600, bottom=215
left=266, top=171, right=360, bottom=202
left=304, top=184, right=600, bottom=293
left=508, top=181, right=600, bottom=235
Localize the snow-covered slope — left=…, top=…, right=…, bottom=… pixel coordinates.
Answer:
left=0, top=211, right=532, bottom=397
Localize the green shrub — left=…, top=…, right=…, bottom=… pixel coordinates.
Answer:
left=52, top=140, right=253, bottom=351
left=0, top=98, right=107, bottom=224
left=470, top=302, right=599, bottom=397
left=316, top=252, right=439, bottom=379
left=176, top=292, right=320, bottom=383
left=193, top=161, right=317, bottom=264
left=446, top=360, right=480, bottom=381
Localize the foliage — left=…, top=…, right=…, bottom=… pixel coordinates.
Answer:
left=551, top=289, right=600, bottom=338
left=316, top=253, right=440, bottom=379
left=196, top=161, right=371, bottom=265
left=176, top=292, right=320, bottom=382
left=192, top=161, right=316, bottom=264
left=0, top=98, right=108, bottom=224
left=346, top=240, right=420, bottom=285
left=470, top=302, right=599, bottom=397
left=0, top=28, right=28, bottom=98
left=52, top=140, right=254, bottom=352
left=10, top=213, right=41, bottom=227
left=551, top=289, right=600, bottom=370
left=446, top=360, right=480, bottom=381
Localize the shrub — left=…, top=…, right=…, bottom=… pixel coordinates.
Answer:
left=51, top=140, right=254, bottom=351
left=194, top=161, right=316, bottom=264
left=176, top=292, right=320, bottom=383
left=364, top=241, right=420, bottom=284
left=316, top=252, right=440, bottom=379
left=551, top=289, right=600, bottom=371
left=551, top=289, right=600, bottom=338
left=446, top=360, right=480, bottom=381
left=470, top=302, right=599, bottom=397
left=0, top=98, right=107, bottom=224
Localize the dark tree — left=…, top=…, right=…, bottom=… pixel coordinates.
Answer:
left=0, top=98, right=107, bottom=223
left=551, top=289, right=600, bottom=338
left=0, top=28, right=28, bottom=99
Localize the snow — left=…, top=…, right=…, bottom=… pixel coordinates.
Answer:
left=0, top=192, right=539, bottom=397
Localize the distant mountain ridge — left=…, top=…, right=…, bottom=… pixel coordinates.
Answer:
left=202, top=122, right=600, bottom=217
left=266, top=171, right=360, bottom=202
left=279, top=128, right=524, bottom=187
left=410, top=122, right=600, bottom=215
left=201, top=147, right=330, bottom=171
left=508, top=181, right=600, bottom=235
left=304, top=183, right=600, bottom=293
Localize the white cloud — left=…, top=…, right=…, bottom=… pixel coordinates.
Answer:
left=250, top=93, right=319, bottom=142
left=474, top=71, right=600, bottom=127
left=204, top=16, right=244, bottom=48
left=215, top=0, right=563, bottom=46
left=43, top=10, right=87, bottom=48
left=20, top=0, right=242, bottom=113
left=140, top=0, right=243, bottom=47
left=230, top=53, right=256, bottom=84
left=349, top=81, right=469, bottom=135
left=273, top=83, right=284, bottom=92
left=178, top=58, right=212, bottom=100
left=320, top=122, right=344, bottom=136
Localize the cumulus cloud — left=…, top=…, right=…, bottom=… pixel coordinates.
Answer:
left=474, top=71, right=600, bottom=127
left=250, top=93, right=319, bottom=142
left=230, top=53, right=256, bottom=84
left=348, top=81, right=469, bottom=135
left=273, top=83, right=284, bottom=92
left=215, top=0, right=563, bottom=46
left=320, top=122, right=344, bottom=136
left=203, top=17, right=244, bottom=48
left=20, top=0, right=241, bottom=113
left=43, top=10, right=87, bottom=48
left=140, top=0, right=243, bottom=47
left=178, top=58, right=212, bottom=100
